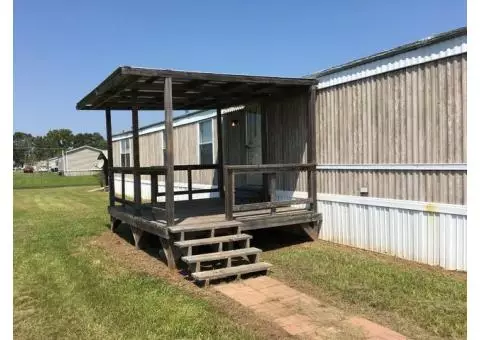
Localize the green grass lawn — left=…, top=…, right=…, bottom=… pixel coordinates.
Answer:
left=261, top=233, right=467, bottom=340
left=13, top=172, right=100, bottom=189
left=13, top=187, right=263, bottom=340
left=14, top=183, right=466, bottom=339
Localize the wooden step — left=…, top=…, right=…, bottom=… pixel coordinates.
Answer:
left=174, top=234, right=252, bottom=248
left=168, top=220, right=242, bottom=233
left=182, top=247, right=262, bottom=264
left=192, top=262, right=272, bottom=282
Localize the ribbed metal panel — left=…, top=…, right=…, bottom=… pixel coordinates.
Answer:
left=316, top=53, right=467, bottom=204
left=318, top=199, right=467, bottom=271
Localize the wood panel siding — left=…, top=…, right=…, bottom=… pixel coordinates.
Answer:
left=113, top=118, right=219, bottom=187
left=263, top=94, right=309, bottom=192
left=316, top=54, right=467, bottom=204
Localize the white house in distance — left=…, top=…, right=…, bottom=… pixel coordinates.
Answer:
left=58, top=145, right=106, bottom=176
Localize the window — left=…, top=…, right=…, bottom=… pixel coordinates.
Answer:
left=120, top=138, right=131, bottom=167
left=199, top=119, right=213, bottom=164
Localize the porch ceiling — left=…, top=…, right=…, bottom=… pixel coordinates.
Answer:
left=76, top=66, right=318, bottom=111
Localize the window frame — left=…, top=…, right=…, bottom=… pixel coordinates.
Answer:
left=197, top=119, right=214, bottom=165
left=120, top=138, right=131, bottom=167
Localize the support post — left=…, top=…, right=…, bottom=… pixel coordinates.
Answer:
left=307, top=85, right=318, bottom=213
left=164, top=77, right=175, bottom=226
left=260, top=103, right=269, bottom=201
left=216, top=106, right=224, bottom=198
left=105, top=109, right=115, bottom=207
left=132, top=101, right=141, bottom=215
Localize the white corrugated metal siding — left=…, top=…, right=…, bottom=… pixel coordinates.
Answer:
left=275, top=190, right=467, bottom=271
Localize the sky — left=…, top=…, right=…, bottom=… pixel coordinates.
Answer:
left=13, top=0, right=466, bottom=137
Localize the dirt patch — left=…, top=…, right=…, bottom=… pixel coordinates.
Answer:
left=90, top=229, right=294, bottom=340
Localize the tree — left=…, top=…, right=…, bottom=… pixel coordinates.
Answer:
left=13, top=132, right=34, bottom=167
left=13, top=129, right=108, bottom=166
left=73, top=132, right=107, bottom=149
left=44, top=129, right=75, bottom=150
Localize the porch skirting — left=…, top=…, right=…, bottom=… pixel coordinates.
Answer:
left=113, top=176, right=467, bottom=271
left=277, top=190, right=467, bottom=272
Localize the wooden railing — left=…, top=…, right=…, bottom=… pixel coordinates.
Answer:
left=111, top=164, right=220, bottom=208
left=112, top=166, right=167, bottom=207
left=224, top=163, right=317, bottom=220
left=155, top=164, right=219, bottom=201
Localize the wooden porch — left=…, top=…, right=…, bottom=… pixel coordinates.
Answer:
left=76, top=67, right=320, bottom=285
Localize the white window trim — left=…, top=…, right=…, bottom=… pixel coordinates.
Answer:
left=120, top=138, right=131, bottom=167
left=197, top=118, right=215, bottom=164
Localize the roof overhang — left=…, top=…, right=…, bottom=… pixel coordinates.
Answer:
left=76, top=67, right=318, bottom=111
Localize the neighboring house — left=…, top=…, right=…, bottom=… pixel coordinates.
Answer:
left=48, top=156, right=59, bottom=171
left=58, top=145, right=105, bottom=176
left=111, top=27, right=467, bottom=271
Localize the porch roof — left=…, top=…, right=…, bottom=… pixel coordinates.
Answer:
left=76, top=66, right=318, bottom=111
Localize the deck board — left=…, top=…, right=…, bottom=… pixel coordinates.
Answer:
left=110, top=198, right=320, bottom=236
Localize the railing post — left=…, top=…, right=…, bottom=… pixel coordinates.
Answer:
left=151, top=174, right=158, bottom=204
left=132, top=97, right=141, bottom=215
left=164, top=77, right=175, bottom=226
left=121, top=172, right=125, bottom=207
left=216, top=106, right=224, bottom=198
left=269, top=173, right=277, bottom=215
left=187, top=169, right=193, bottom=201
left=225, top=168, right=234, bottom=221
left=105, top=109, right=115, bottom=207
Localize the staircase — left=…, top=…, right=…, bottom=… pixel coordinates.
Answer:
left=168, top=221, right=271, bottom=285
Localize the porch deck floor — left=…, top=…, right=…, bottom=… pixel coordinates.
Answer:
left=111, top=197, right=318, bottom=231
left=155, top=198, right=311, bottom=226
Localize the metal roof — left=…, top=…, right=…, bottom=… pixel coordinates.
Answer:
left=310, top=26, right=466, bottom=79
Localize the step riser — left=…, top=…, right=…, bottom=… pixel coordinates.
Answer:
left=178, top=226, right=240, bottom=242
left=174, top=234, right=252, bottom=248
left=182, top=248, right=262, bottom=264
left=192, top=262, right=272, bottom=282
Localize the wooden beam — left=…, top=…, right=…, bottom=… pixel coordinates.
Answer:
left=132, top=101, right=141, bottom=215
left=121, top=67, right=318, bottom=86
left=233, top=198, right=312, bottom=212
left=105, top=109, right=115, bottom=207
left=94, top=76, right=141, bottom=109
left=307, top=85, right=318, bottom=212
left=164, top=77, right=175, bottom=226
left=216, top=106, right=224, bottom=198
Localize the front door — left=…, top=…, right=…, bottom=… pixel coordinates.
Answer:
left=245, top=111, right=263, bottom=186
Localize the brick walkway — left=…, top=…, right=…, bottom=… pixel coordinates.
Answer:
left=214, top=276, right=406, bottom=339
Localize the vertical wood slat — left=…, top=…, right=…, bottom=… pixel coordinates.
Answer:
left=269, top=173, right=277, bottom=214
left=105, top=109, right=115, bottom=207
left=150, top=174, right=158, bottom=204
left=164, top=77, right=175, bottom=226
left=188, top=169, right=193, bottom=201
left=121, top=172, right=125, bottom=207
left=131, top=103, right=141, bottom=215
left=216, top=106, right=224, bottom=198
